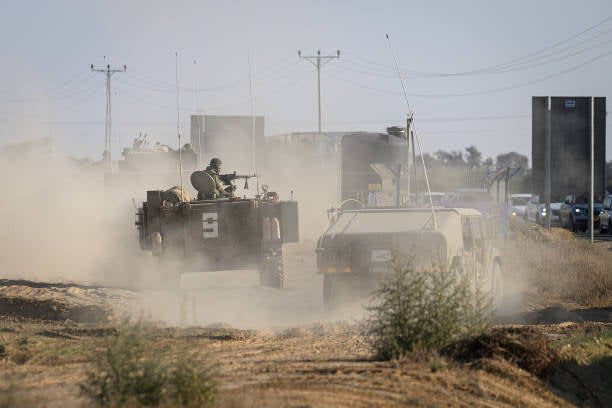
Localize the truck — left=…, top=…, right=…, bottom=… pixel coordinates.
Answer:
left=135, top=177, right=299, bottom=288
left=316, top=206, right=503, bottom=307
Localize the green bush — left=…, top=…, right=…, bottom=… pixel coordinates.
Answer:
left=168, top=357, right=216, bottom=407
left=364, top=258, right=491, bottom=360
left=83, top=322, right=215, bottom=407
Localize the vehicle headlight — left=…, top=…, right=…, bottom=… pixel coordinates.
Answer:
left=511, top=211, right=517, bottom=217
left=574, top=208, right=581, bottom=213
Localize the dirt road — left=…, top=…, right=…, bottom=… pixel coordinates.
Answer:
left=1, top=240, right=611, bottom=407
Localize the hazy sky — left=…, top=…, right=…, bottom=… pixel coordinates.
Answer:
left=2, top=0, right=612, bottom=163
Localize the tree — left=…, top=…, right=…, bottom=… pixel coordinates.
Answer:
left=434, top=150, right=465, bottom=167
left=496, top=152, right=528, bottom=171
left=464, top=145, right=482, bottom=168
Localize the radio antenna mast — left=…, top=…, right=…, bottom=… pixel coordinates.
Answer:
left=175, top=51, right=184, bottom=198
left=248, top=53, right=257, bottom=176
left=385, top=34, right=437, bottom=229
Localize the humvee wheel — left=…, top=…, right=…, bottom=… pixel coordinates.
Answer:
left=259, top=256, right=285, bottom=289
left=323, top=274, right=339, bottom=308
left=323, top=274, right=362, bottom=310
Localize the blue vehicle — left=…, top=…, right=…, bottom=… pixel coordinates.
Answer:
left=559, top=193, right=603, bottom=232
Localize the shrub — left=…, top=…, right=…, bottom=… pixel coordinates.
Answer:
left=168, top=357, right=216, bottom=407
left=10, top=336, right=31, bottom=365
left=83, top=322, right=215, bottom=407
left=364, top=258, right=491, bottom=360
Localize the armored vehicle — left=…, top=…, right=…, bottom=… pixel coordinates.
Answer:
left=135, top=174, right=299, bottom=288
left=316, top=206, right=502, bottom=306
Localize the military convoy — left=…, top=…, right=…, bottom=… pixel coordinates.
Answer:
left=133, top=125, right=504, bottom=310
left=135, top=168, right=299, bottom=288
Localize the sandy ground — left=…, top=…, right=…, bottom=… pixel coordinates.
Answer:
left=1, top=240, right=611, bottom=407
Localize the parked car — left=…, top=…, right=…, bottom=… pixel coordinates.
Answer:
left=598, top=194, right=612, bottom=234
left=559, top=193, right=603, bottom=232
left=509, top=194, right=532, bottom=218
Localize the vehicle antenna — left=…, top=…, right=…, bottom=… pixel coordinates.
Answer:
left=248, top=52, right=257, bottom=176
left=385, top=34, right=437, bottom=229
left=175, top=51, right=184, bottom=199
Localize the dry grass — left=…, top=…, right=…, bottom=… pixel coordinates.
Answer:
left=507, top=220, right=612, bottom=306
left=445, top=326, right=560, bottom=379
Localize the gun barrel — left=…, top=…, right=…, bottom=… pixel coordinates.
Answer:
left=219, top=173, right=257, bottom=184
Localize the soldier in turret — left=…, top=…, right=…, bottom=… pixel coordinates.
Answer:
left=203, top=158, right=236, bottom=199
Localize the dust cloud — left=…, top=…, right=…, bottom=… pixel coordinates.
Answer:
left=0, top=139, right=366, bottom=329
left=0, top=148, right=139, bottom=285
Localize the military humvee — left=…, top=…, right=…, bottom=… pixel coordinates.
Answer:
left=135, top=179, right=299, bottom=288
left=316, top=206, right=502, bottom=306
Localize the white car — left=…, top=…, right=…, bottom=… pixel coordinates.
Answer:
left=525, top=195, right=561, bottom=225
left=525, top=195, right=541, bottom=223
left=537, top=202, right=562, bottom=225
left=509, top=194, right=532, bottom=218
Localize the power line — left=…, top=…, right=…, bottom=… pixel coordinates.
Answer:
left=346, top=14, right=612, bottom=78
left=91, top=59, right=126, bottom=171
left=298, top=49, right=340, bottom=134
left=329, top=46, right=612, bottom=98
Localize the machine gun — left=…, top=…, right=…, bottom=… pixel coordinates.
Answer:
left=219, top=171, right=257, bottom=189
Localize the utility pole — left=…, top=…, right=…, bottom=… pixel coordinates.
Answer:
left=544, top=96, right=552, bottom=230
left=298, top=49, right=340, bottom=134
left=91, top=58, right=127, bottom=171
left=590, top=96, right=595, bottom=243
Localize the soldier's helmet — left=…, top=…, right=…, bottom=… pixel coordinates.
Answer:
left=210, top=157, right=222, bottom=170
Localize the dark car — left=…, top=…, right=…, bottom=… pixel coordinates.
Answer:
left=598, top=195, right=612, bottom=234
left=559, top=193, right=603, bottom=232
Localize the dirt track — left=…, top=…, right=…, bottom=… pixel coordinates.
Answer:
left=3, top=315, right=606, bottom=408
left=1, top=239, right=611, bottom=407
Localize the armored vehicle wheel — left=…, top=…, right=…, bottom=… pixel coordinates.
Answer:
left=258, top=256, right=285, bottom=289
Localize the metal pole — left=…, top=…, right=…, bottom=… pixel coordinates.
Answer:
left=496, top=179, right=500, bottom=202
left=298, top=50, right=339, bottom=135
left=505, top=167, right=510, bottom=207
left=545, top=96, right=552, bottom=230
left=395, top=163, right=401, bottom=207
left=316, top=56, right=321, bottom=134
left=406, top=118, right=411, bottom=205
left=590, top=96, right=595, bottom=243
left=411, top=130, right=417, bottom=198
left=248, top=54, right=257, bottom=173
left=107, top=70, right=112, bottom=172
left=91, top=61, right=126, bottom=173
left=176, top=52, right=184, bottom=196
left=194, top=59, right=203, bottom=166
left=105, top=69, right=110, bottom=171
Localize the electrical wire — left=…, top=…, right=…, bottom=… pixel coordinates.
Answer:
left=346, top=14, right=612, bottom=78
